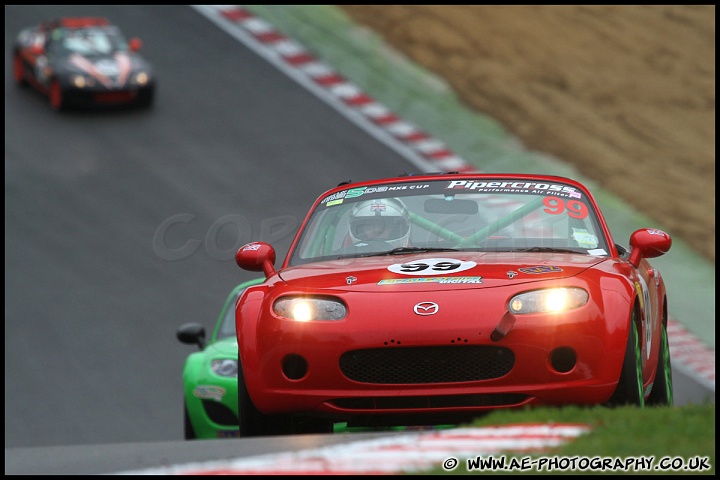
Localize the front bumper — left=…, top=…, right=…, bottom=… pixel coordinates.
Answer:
left=239, top=287, right=629, bottom=419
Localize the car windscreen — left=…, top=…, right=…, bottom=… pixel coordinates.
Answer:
left=48, top=26, right=128, bottom=56
left=216, top=294, right=239, bottom=340
left=288, top=178, right=610, bottom=266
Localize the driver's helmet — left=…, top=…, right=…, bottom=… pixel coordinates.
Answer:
left=348, top=198, right=411, bottom=248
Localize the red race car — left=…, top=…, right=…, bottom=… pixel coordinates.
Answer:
left=234, top=173, right=673, bottom=436
left=11, top=17, right=155, bottom=111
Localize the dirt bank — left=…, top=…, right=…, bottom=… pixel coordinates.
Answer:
left=340, top=5, right=715, bottom=262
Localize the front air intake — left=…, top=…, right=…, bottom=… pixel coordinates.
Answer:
left=339, top=345, right=514, bottom=384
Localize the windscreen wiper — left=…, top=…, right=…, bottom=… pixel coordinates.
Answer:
left=513, top=246, right=583, bottom=254
left=362, top=247, right=460, bottom=257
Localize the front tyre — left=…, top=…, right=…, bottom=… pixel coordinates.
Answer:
left=13, top=54, right=28, bottom=87
left=135, top=87, right=154, bottom=108
left=646, top=320, right=673, bottom=406
left=237, top=361, right=292, bottom=437
left=607, top=309, right=645, bottom=407
left=292, top=415, right=334, bottom=435
left=49, top=79, right=66, bottom=111
left=183, top=401, right=196, bottom=440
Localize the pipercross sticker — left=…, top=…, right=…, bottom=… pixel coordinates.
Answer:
left=387, top=258, right=477, bottom=275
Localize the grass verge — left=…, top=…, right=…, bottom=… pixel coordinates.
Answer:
left=418, top=403, right=715, bottom=475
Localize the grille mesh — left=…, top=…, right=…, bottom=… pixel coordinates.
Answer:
left=339, top=345, right=514, bottom=384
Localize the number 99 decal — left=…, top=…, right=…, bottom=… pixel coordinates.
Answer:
left=543, top=197, right=589, bottom=219
left=388, top=258, right=477, bottom=276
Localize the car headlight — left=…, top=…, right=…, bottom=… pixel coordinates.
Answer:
left=273, top=296, right=347, bottom=321
left=70, top=74, right=96, bottom=88
left=131, top=71, right=150, bottom=85
left=211, top=359, right=238, bottom=377
left=509, top=287, right=588, bottom=314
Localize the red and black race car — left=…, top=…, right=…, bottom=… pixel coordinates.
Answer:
left=11, top=17, right=155, bottom=111
left=233, top=172, right=673, bottom=436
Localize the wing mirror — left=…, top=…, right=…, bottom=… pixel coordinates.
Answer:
left=628, top=228, right=672, bottom=267
left=236, top=242, right=277, bottom=278
left=129, top=38, right=142, bottom=52
left=176, top=322, right=206, bottom=350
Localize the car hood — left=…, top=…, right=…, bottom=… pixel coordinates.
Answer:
left=55, top=52, right=151, bottom=79
left=279, top=252, right=608, bottom=292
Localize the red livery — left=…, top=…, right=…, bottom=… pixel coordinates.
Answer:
left=234, top=173, right=673, bottom=436
left=12, top=17, right=155, bottom=110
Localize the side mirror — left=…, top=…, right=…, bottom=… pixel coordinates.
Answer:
left=129, top=38, right=142, bottom=52
left=628, top=228, right=671, bottom=267
left=236, top=242, right=277, bottom=278
left=176, top=322, right=206, bottom=350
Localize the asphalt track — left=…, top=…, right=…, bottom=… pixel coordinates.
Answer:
left=4, top=5, right=715, bottom=475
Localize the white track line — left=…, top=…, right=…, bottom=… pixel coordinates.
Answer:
left=115, top=423, right=591, bottom=474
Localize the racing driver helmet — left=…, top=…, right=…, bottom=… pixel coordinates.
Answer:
left=348, top=198, right=411, bottom=248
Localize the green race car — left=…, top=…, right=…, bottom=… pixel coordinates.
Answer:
left=177, top=279, right=263, bottom=440
left=177, top=278, right=450, bottom=439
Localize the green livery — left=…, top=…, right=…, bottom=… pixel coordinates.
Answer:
left=177, top=278, right=263, bottom=440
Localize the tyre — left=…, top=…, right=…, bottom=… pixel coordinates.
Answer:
left=135, top=87, right=154, bottom=108
left=49, top=79, right=66, bottom=111
left=607, top=308, right=645, bottom=407
left=183, top=401, right=196, bottom=440
left=237, top=361, right=292, bottom=436
left=13, top=54, right=28, bottom=87
left=646, top=319, right=673, bottom=406
left=292, top=415, right=335, bottom=435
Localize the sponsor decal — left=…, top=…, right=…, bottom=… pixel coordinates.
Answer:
left=387, top=258, right=477, bottom=276
left=518, top=265, right=563, bottom=274
left=384, top=184, right=430, bottom=191
left=636, top=277, right=653, bottom=359
left=543, top=197, right=589, bottom=219
left=242, top=242, right=261, bottom=251
left=193, top=385, right=225, bottom=402
left=413, top=302, right=439, bottom=316
left=378, top=276, right=482, bottom=285
left=445, top=180, right=582, bottom=198
left=346, top=187, right=366, bottom=199
left=634, top=282, right=643, bottom=306
left=572, top=228, right=598, bottom=248
left=345, top=186, right=390, bottom=199
left=321, top=190, right=348, bottom=206
left=323, top=184, right=429, bottom=206
left=346, top=276, right=357, bottom=285
left=506, top=271, right=518, bottom=279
